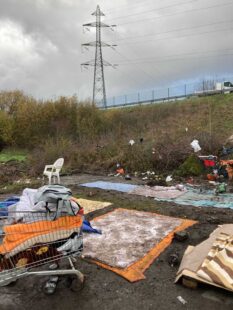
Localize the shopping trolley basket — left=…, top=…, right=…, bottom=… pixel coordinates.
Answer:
left=0, top=211, right=84, bottom=291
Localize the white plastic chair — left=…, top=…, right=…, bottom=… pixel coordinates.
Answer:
left=43, top=158, right=64, bottom=184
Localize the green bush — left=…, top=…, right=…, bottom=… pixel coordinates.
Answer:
left=0, top=111, right=13, bottom=150
left=176, top=154, right=204, bottom=177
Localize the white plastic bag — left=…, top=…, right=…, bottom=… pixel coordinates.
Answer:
left=190, top=139, right=201, bottom=152
left=166, top=175, right=173, bottom=182
left=129, top=139, right=135, bottom=146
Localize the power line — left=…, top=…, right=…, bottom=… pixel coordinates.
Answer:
left=117, top=49, right=233, bottom=65
left=113, top=25, right=233, bottom=46
left=113, top=1, right=233, bottom=26
left=105, top=0, right=176, bottom=14
left=104, top=0, right=198, bottom=21
left=112, top=19, right=233, bottom=43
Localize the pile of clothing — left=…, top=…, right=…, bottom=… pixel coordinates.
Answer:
left=5, top=185, right=82, bottom=223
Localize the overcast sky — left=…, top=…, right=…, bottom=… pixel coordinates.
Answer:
left=0, top=0, right=233, bottom=102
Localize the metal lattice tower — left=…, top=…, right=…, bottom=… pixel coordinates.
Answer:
left=81, top=5, right=117, bottom=108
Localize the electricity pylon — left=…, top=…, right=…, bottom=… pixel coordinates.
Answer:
left=81, top=5, right=117, bottom=108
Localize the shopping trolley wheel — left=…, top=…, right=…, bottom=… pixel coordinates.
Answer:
left=43, top=276, right=59, bottom=295
left=66, top=275, right=85, bottom=292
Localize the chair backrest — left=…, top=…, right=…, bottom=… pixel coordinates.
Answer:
left=53, top=158, right=64, bottom=172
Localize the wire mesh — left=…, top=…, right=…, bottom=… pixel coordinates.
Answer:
left=106, top=76, right=233, bottom=108
left=0, top=212, right=83, bottom=284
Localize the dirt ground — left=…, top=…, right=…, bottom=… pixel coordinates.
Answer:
left=1, top=174, right=233, bottom=310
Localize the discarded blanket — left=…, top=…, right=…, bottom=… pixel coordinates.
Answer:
left=0, top=215, right=82, bottom=258
left=155, top=187, right=233, bottom=209
left=83, top=208, right=196, bottom=282
left=75, top=198, right=112, bottom=214
left=129, top=185, right=186, bottom=199
left=80, top=182, right=186, bottom=199
left=80, top=181, right=138, bottom=193
left=176, top=224, right=233, bottom=292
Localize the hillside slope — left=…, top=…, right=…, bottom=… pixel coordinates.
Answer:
left=1, top=91, right=233, bottom=175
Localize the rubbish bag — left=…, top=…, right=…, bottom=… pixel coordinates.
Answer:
left=190, top=140, right=201, bottom=153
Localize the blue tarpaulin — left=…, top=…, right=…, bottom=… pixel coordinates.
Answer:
left=0, top=197, right=20, bottom=216
left=80, top=181, right=138, bottom=193
left=0, top=197, right=20, bottom=208
left=82, top=219, right=101, bottom=234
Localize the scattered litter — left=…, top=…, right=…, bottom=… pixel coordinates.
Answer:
left=220, top=160, right=233, bottom=180
left=88, top=191, right=95, bottom=197
left=174, top=231, right=189, bottom=242
left=140, top=138, right=144, bottom=143
left=166, top=175, right=173, bottom=182
left=190, top=139, right=201, bottom=152
left=207, top=173, right=216, bottom=181
left=43, top=276, right=59, bottom=295
left=221, top=146, right=233, bottom=156
left=114, top=163, right=125, bottom=176
left=82, top=220, right=101, bottom=234
left=177, top=296, right=187, bottom=305
left=129, top=139, right=135, bottom=146
left=115, top=168, right=125, bottom=176
left=175, top=184, right=185, bottom=191
left=186, top=177, right=194, bottom=185
left=199, top=155, right=217, bottom=168
left=215, top=183, right=227, bottom=195
left=185, top=127, right=188, bottom=132
left=125, top=174, right=131, bottom=180
left=209, top=181, right=217, bottom=185
left=168, top=253, right=179, bottom=266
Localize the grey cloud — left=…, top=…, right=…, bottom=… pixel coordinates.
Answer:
left=0, top=0, right=232, bottom=101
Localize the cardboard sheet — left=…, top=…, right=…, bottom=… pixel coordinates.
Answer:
left=175, top=224, right=233, bottom=292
